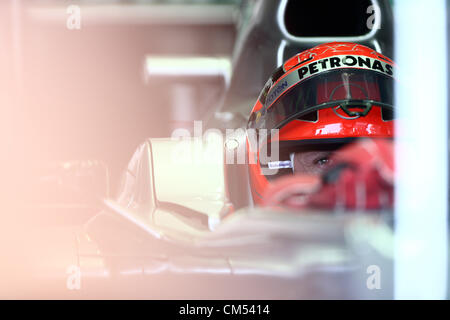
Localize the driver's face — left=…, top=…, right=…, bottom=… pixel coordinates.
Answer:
left=292, top=150, right=335, bottom=175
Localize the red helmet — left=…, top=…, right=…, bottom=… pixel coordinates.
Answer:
left=247, top=42, right=395, bottom=204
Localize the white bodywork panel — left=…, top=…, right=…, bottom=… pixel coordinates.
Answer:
left=115, top=135, right=232, bottom=233
left=151, top=136, right=230, bottom=223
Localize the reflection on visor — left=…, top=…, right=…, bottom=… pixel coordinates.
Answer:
left=248, top=69, right=394, bottom=131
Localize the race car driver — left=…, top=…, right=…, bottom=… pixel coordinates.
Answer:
left=117, top=42, right=395, bottom=217
left=246, top=42, right=395, bottom=211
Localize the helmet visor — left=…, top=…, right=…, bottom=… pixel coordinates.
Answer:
left=248, top=68, right=394, bottom=131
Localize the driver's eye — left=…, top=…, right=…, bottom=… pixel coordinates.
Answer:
left=314, top=157, right=330, bottom=166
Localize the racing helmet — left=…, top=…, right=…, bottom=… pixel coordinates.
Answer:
left=246, top=42, right=395, bottom=204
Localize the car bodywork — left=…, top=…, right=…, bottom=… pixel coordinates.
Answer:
left=78, top=137, right=394, bottom=299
